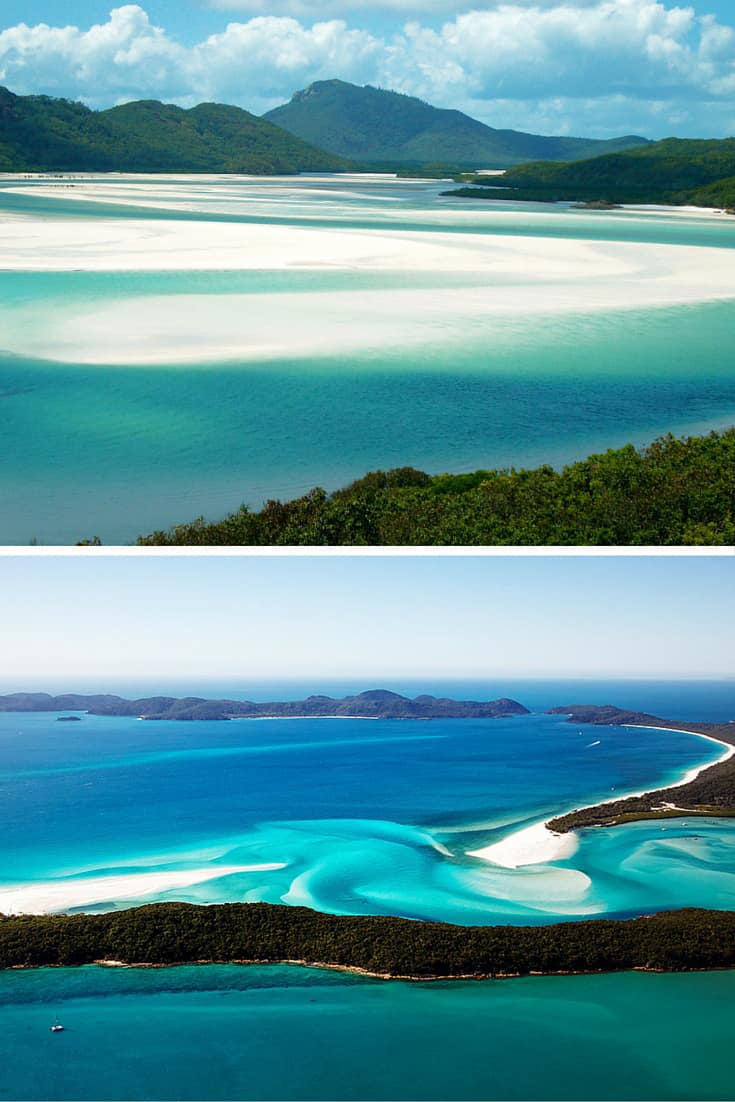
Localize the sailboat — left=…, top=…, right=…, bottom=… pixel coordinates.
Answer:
left=50, top=1016, right=65, bottom=1033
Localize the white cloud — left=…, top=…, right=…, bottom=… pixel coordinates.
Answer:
left=0, top=2, right=734, bottom=136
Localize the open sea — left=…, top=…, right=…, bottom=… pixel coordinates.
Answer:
left=2, top=175, right=735, bottom=544
left=0, top=678, right=734, bottom=1098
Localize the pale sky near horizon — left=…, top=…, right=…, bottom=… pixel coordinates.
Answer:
left=0, top=555, right=732, bottom=683
left=1, top=1, right=735, bottom=139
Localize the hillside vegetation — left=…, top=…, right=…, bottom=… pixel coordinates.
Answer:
left=447, top=137, right=735, bottom=207
left=1, top=902, right=734, bottom=978
left=0, top=87, right=346, bottom=173
left=264, top=80, right=648, bottom=168
left=133, top=429, right=735, bottom=546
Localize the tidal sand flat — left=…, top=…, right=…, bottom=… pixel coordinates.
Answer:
left=3, top=175, right=735, bottom=542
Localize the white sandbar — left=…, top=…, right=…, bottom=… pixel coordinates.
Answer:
left=0, top=863, right=284, bottom=915
left=467, top=821, right=579, bottom=869
left=469, top=723, right=734, bottom=869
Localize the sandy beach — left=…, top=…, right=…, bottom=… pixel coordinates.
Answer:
left=469, top=723, right=734, bottom=869
left=0, top=863, right=285, bottom=916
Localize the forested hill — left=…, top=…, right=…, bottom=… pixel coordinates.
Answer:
left=0, top=87, right=347, bottom=173
left=0, top=690, right=529, bottom=722
left=1, top=902, right=734, bottom=978
left=448, top=137, right=735, bottom=207
left=264, top=80, right=648, bottom=168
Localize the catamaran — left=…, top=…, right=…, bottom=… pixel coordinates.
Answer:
left=50, top=1016, right=65, bottom=1033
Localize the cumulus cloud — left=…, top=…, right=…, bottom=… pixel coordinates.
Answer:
left=0, top=2, right=734, bottom=136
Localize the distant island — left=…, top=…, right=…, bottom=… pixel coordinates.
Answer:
left=0, top=690, right=529, bottom=722
left=128, top=428, right=735, bottom=547
left=545, top=705, right=735, bottom=832
left=263, top=79, right=647, bottom=169
left=445, top=136, right=735, bottom=210
left=1, top=901, right=733, bottom=980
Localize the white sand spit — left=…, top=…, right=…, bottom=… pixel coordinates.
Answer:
left=467, top=821, right=579, bottom=869
left=469, top=723, right=734, bottom=871
left=0, top=863, right=284, bottom=915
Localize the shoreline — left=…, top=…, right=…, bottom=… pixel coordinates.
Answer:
left=468, top=720, right=734, bottom=869
left=2, top=955, right=730, bottom=983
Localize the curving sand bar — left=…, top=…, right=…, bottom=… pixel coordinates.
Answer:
left=3, top=220, right=735, bottom=365
left=0, top=863, right=285, bottom=915
left=470, top=724, right=734, bottom=869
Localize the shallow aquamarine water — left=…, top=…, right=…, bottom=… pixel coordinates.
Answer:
left=2, top=175, right=735, bottom=543
left=2, top=678, right=734, bottom=1100
left=1, top=681, right=733, bottom=924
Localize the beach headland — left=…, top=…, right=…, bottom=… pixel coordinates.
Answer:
left=468, top=707, right=735, bottom=868
left=545, top=707, right=735, bottom=833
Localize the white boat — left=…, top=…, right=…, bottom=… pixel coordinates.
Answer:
left=50, top=1016, right=65, bottom=1033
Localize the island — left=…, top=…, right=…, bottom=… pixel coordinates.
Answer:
left=1, top=901, right=733, bottom=979
left=546, top=706, right=735, bottom=831
left=0, top=690, right=530, bottom=722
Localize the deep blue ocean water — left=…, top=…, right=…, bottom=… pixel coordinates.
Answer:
left=1, top=678, right=733, bottom=923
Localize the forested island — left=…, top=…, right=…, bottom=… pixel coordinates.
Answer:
left=1, top=902, right=734, bottom=979
left=0, top=690, right=529, bottom=722
left=546, top=705, right=735, bottom=832
left=445, top=136, right=735, bottom=209
left=130, top=429, right=735, bottom=547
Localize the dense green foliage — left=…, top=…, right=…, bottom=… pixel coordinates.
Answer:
left=547, top=707, right=735, bottom=832
left=135, top=429, right=735, bottom=546
left=1, top=903, right=734, bottom=977
left=264, top=80, right=647, bottom=168
left=0, top=689, right=528, bottom=722
left=0, top=87, right=346, bottom=173
left=445, top=137, right=735, bottom=207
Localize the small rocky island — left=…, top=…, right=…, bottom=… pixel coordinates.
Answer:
left=0, top=690, right=530, bottom=722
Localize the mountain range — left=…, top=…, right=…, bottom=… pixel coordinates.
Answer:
left=0, top=86, right=346, bottom=174
left=0, top=81, right=649, bottom=174
left=264, top=79, right=649, bottom=168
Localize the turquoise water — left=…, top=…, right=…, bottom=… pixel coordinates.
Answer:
left=1, top=682, right=733, bottom=923
left=1, top=964, right=734, bottom=1100
left=2, top=678, right=734, bottom=1099
left=2, top=175, right=735, bottom=543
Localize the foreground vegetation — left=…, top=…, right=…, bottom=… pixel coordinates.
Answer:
left=133, top=429, right=735, bottom=546
left=446, top=137, right=735, bottom=208
left=547, top=706, right=735, bottom=832
left=0, top=87, right=346, bottom=174
left=2, top=902, right=734, bottom=978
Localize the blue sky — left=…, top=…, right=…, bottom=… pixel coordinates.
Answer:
left=0, top=555, right=732, bottom=682
left=1, top=1, right=735, bottom=138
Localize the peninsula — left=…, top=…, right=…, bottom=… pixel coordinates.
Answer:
left=0, top=690, right=529, bottom=722
left=546, top=706, right=735, bottom=831
left=445, top=136, right=735, bottom=209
